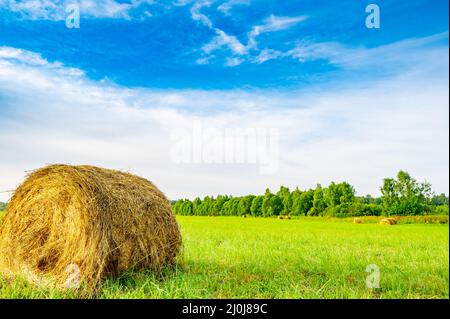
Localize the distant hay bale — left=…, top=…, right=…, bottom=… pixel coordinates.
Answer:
left=380, top=218, right=397, bottom=225
left=278, top=215, right=291, bottom=220
left=0, top=164, right=182, bottom=292
left=353, top=217, right=363, bottom=224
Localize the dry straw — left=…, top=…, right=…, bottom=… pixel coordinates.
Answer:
left=0, top=164, right=182, bottom=292
left=379, top=218, right=397, bottom=225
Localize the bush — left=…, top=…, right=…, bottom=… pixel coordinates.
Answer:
left=323, top=203, right=382, bottom=217
left=396, top=215, right=449, bottom=224
left=430, top=205, right=449, bottom=215
left=357, top=204, right=382, bottom=216
left=388, top=200, right=431, bottom=216
left=323, top=203, right=357, bottom=217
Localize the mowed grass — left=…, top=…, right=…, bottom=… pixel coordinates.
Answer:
left=0, top=215, right=448, bottom=299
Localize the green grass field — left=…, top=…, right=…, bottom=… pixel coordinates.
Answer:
left=0, top=215, right=448, bottom=299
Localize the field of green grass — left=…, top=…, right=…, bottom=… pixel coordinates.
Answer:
left=0, top=215, right=448, bottom=299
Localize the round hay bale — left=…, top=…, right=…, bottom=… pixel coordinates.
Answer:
left=380, top=218, right=397, bottom=225
left=0, top=164, right=182, bottom=291
left=353, top=217, right=363, bottom=224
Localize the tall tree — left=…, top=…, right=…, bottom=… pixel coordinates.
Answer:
left=250, top=196, right=264, bottom=216
left=309, top=184, right=327, bottom=216
left=296, top=189, right=314, bottom=215
left=290, top=187, right=303, bottom=215
left=381, top=171, right=432, bottom=215
left=277, top=186, right=292, bottom=215
left=325, top=182, right=355, bottom=207
left=238, top=195, right=255, bottom=216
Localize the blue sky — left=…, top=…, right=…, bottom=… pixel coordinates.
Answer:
left=0, top=0, right=448, bottom=88
left=0, top=0, right=448, bottom=200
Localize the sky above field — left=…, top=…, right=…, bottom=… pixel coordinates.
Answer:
left=0, top=0, right=449, bottom=201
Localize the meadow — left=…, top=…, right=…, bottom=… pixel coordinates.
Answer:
left=0, top=214, right=448, bottom=299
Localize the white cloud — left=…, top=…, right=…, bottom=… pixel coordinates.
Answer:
left=248, top=15, right=307, bottom=49
left=0, top=44, right=448, bottom=202
left=217, top=0, right=250, bottom=15
left=195, top=10, right=307, bottom=66
left=202, top=29, right=247, bottom=55
left=253, top=48, right=283, bottom=64
left=287, top=41, right=345, bottom=63
left=287, top=32, right=450, bottom=68
left=0, top=46, right=49, bottom=66
left=224, top=56, right=244, bottom=66
left=188, top=1, right=248, bottom=58
left=189, top=0, right=213, bottom=28
left=0, top=0, right=155, bottom=20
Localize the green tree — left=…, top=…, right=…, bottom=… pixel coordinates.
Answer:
left=172, top=199, right=182, bottom=215
left=294, top=189, right=314, bottom=215
left=290, top=187, right=302, bottom=215
left=325, top=182, right=355, bottom=207
left=192, top=197, right=202, bottom=215
left=179, top=199, right=193, bottom=216
left=277, top=186, right=292, bottom=215
left=360, top=194, right=382, bottom=205
left=202, top=196, right=214, bottom=216
left=238, top=195, right=255, bottom=216
left=325, top=182, right=340, bottom=207
left=381, top=171, right=433, bottom=215
left=261, top=189, right=283, bottom=216
left=230, top=197, right=241, bottom=215
left=250, top=196, right=264, bottom=216
left=221, top=200, right=232, bottom=216
left=338, top=182, right=355, bottom=204
left=431, top=193, right=449, bottom=206
left=213, top=195, right=229, bottom=216
left=309, top=184, right=327, bottom=216
left=269, top=195, right=283, bottom=216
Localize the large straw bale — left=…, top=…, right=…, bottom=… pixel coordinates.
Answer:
left=0, top=164, right=182, bottom=291
left=379, top=218, right=397, bottom=225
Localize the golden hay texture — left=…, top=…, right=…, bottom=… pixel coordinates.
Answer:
left=0, top=164, right=182, bottom=291
left=353, top=217, right=363, bottom=224
left=379, top=218, right=397, bottom=225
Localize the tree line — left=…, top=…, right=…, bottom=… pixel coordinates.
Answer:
left=172, top=171, right=449, bottom=217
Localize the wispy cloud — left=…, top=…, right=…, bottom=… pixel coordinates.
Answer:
left=176, top=0, right=308, bottom=66
left=196, top=12, right=307, bottom=65
left=189, top=0, right=214, bottom=28
left=202, top=29, right=247, bottom=55
left=0, top=0, right=156, bottom=20
left=217, top=0, right=250, bottom=15
left=247, top=15, right=308, bottom=49
left=287, top=32, right=450, bottom=68
left=252, top=48, right=284, bottom=64
left=188, top=0, right=249, bottom=57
